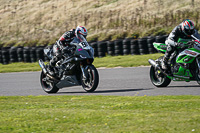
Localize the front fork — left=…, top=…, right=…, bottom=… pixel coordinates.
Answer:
left=80, top=64, right=89, bottom=80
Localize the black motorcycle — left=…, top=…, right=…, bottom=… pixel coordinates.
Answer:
left=39, top=34, right=99, bottom=93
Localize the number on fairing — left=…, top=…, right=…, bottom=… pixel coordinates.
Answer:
left=81, top=42, right=87, bottom=47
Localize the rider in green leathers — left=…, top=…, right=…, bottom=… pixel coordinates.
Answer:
left=161, top=19, right=196, bottom=70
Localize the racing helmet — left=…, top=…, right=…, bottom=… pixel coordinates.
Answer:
left=181, top=19, right=195, bottom=36
left=75, top=26, right=88, bottom=39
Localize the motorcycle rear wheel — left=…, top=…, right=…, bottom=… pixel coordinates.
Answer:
left=40, top=71, right=59, bottom=93
left=81, top=65, right=99, bottom=92
left=150, top=66, right=171, bottom=87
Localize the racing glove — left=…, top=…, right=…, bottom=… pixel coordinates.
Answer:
left=176, top=42, right=185, bottom=48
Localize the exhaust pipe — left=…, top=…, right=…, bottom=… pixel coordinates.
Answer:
left=148, top=59, right=169, bottom=76
left=148, top=59, right=159, bottom=69
left=39, top=59, right=59, bottom=82
left=39, top=59, right=47, bottom=74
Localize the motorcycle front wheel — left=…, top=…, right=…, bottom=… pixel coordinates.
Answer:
left=150, top=66, right=171, bottom=87
left=196, top=68, right=200, bottom=85
left=81, top=65, right=99, bottom=92
left=40, top=71, right=59, bottom=93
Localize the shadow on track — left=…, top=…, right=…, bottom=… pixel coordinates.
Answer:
left=167, top=85, right=200, bottom=88
left=57, top=88, right=154, bottom=94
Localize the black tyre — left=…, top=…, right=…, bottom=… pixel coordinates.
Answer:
left=36, top=47, right=44, bottom=61
left=147, top=36, right=156, bottom=44
left=40, top=71, right=59, bottom=93
left=81, top=65, right=99, bottom=92
left=123, top=49, right=130, bottom=55
left=17, top=47, right=24, bottom=62
left=115, top=50, right=122, bottom=55
left=107, top=41, right=114, bottom=47
left=148, top=48, right=154, bottom=54
left=131, top=48, right=140, bottom=54
left=98, top=41, right=107, bottom=53
left=9, top=47, right=18, bottom=63
left=90, top=42, right=98, bottom=57
left=114, top=39, right=123, bottom=49
left=107, top=47, right=114, bottom=51
left=23, top=47, right=31, bottom=62
left=108, top=51, right=114, bottom=55
left=195, top=63, right=200, bottom=85
left=150, top=66, right=171, bottom=87
left=2, top=48, right=10, bottom=64
left=98, top=52, right=105, bottom=57
left=196, top=74, right=200, bottom=85
left=155, top=35, right=168, bottom=43
left=30, top=47, right=37, bottom=62
left=0, top=50, right=2, bottom=64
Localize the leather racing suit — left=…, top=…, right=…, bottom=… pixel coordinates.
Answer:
left=49, top=29, right=76, bottom=74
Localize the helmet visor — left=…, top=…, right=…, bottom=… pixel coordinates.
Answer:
left=77, top=34, right=86, bottom=42
left=185, top=28, right=194, bottom=35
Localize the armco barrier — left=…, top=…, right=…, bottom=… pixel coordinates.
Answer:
left=0, top=35, right=168, bottom=64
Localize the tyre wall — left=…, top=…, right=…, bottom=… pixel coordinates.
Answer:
left=0, top=35, right=168, bottom=64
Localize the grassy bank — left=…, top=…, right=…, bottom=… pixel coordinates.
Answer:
left=0, top=0, right=199, bottom=46
left=0, top=95, right=200, bottom=132
left=0, top=53, right=163, bottom=73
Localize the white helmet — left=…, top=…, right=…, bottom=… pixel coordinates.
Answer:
left=75, top=26, right=88, bottom=38
left=181, top=19, right=195, bottom=36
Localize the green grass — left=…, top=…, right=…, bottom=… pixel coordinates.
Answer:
left=0, top=53, right=163, bottom=73
left=93, top=53, right=163, bottom=68
left=0, top=95, right=200, bottom=133
left=0, top=62, right=41, bottom=73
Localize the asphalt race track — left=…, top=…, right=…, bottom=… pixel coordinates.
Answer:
left=0, top=67, right=200, bottom=96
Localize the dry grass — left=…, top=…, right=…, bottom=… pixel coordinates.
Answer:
left=0, top=0, right=199, bottom=46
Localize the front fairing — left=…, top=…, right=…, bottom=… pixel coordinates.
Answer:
left=43, top=47, right=53, bottom=59
left=74, top=45, right=93, bottom=59
left=153, top=43, right=167, bottom=53
left=176, top=48, right=200, bottom=64
left=177, top=38, right=191, bottom=44
left=70, top=35, right=94, bottom=59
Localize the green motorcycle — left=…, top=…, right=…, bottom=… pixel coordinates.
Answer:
left=148, top=35, right=200, bottom=87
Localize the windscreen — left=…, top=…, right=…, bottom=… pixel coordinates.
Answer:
left=71, top=34, right=87, bottom=44
left=70, top=34, right=94, bottom=56
left=71, top=34, right=90, bottom=48
left=192, top=30, right=200, bottom=41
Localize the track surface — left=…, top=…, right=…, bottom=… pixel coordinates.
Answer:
left=0, top=67, right=200, bottom=96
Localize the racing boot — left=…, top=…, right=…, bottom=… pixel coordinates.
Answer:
left=160, top=57, right=168, bottom=70
left=47, top=65, right=55, bottom=77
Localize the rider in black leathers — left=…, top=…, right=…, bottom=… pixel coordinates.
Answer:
left=161, top=19, right=196, bottom=70
left=48, top=26, right=88, bottom=76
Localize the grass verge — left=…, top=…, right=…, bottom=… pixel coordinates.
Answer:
left=0, top=95, right=200, bottom=133
left=0, top=53, right=163, bottom=73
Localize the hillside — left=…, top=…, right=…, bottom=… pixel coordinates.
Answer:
left=0, top=0, right=199, bottom=46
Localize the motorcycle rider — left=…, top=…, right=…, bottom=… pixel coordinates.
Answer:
left=161, top=19, right=196, bottom=70
left=48, top=26, right=88, bottom=76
